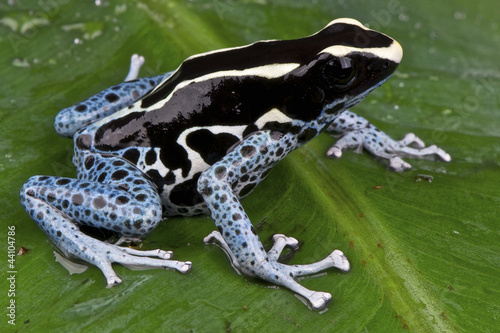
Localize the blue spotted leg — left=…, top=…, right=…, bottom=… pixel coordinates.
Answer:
left=198, top=131, right=350, bottom=311
left=20, top=152, right=191, bottom=287
left=54, top=54, right=168, bottom=138
left=326, top=110, right=451, bottom=171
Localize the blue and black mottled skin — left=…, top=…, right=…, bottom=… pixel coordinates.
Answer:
left=20, top=19, right=448, bottom=310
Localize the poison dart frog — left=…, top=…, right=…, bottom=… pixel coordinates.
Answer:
left=20, top=18, right=450, bottom=310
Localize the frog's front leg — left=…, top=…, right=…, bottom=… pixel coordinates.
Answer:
left=326, top=110, right=451, bottom=171
left=20, top=152, right=191, bottom=286
left=198, top=131, right=350, bottom=310
left=55, top=55, right=168, bottom=138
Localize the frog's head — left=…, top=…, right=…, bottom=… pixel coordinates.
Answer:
left=285, top=18, right=403, bottom=121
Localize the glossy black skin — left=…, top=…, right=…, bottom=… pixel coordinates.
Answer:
left=75, top=22, right=397, bottom=208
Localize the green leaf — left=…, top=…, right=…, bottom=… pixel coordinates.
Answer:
left=1, top=0, right=498, bottom=332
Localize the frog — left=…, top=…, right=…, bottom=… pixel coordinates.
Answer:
left=20, top=18, right=450, bottom=311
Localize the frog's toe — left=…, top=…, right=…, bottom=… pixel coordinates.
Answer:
left=105, top=276, right=123, bottom=288
left=326, top=144, right=344, bottom=159
left=110, top=247, right=192, bottom=274
left=329, top=249, right=350, bottom=272
left=268, top=234, right=299, bottom=261
left=272, top=234, right=299, bottom=249
left=80, top=241, right=192, bottom=285
left=178, top=261, right=193, bottom=274
left=97, top=261, right=123, bottom=288
left=389, top=156, right=413, bottom=172
left=118, top=246, right=174, bottom=260
left=388, top=133, right=452, bottom=163
left=124, top=54, right=145, bottom=81
left=304, top=291, right=332, bottom=311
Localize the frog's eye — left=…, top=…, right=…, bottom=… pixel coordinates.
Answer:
left=322, top=57, right=356, bottom=89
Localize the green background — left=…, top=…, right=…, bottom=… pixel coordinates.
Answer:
left=1, top=0, right=498, bottom=332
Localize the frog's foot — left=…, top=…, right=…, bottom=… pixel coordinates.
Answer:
left=204, top=230, right=349, bottom=310
left=110, top=236, right=174, bottom=259
left=326, top=111, right=451, bottom=171
left=204, top=232, right=300, bottom=271
left=58, top=234, right=191, bottom=287
left=124, top=54, right=145, bottom=81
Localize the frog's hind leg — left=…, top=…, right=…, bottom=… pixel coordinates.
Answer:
left=55, top=54, right=169, bottom=138
left=198, top=131, right=349, bottom=310
left=20, top=152, right=191, bottom=287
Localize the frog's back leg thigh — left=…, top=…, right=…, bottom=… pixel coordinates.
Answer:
left=20, top=152, right=191, bottom=286
left=55, top=55, right=169, bottom=138
left=198, top=131, right=349, bottom=310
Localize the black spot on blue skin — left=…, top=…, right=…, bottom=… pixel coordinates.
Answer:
left=251, top=226, right=257, bottom=235
left=136, top=194, right=146, bottom=202
left=111, top=170, right=128, bottom=180
left=97, top=173, right=107, bottom=183
left=105, top=93, right=119, bottom=103
left=298, top=128, right=318, bottom=142
left=214, top=166, right=226, bottom=180
left=84, top=156, right=95, bottom=170
left=75, top=104, right=87, bottom=112
left=239, top=183, right=256, bottom=197
left=240, top=145, right=256, bottom=158
left=326, top=102, right=345, bottom=115
left=71, top=193, right=83, bottom=206
left=47, top=193, right=56, bottom=203
left=93, top=196, right=106, bottom=209
left=115, top=196, right=130, bottom=205
left=56, top=178, right=70, bottom=186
